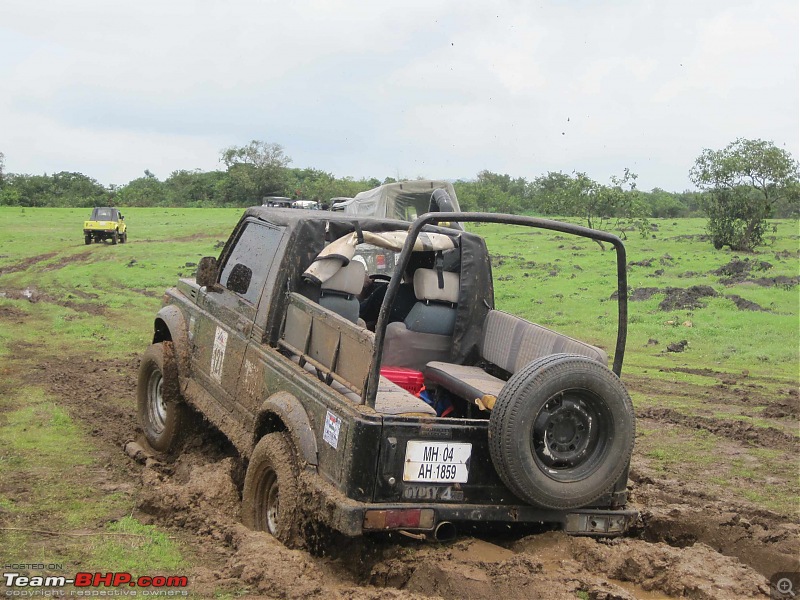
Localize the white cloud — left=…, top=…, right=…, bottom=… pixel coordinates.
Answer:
left=0, top=0, right=796, bottom=191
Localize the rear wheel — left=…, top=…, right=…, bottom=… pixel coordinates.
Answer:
left=112, top=231, right=119, bottom=245
left=121, top=232, right=127, bottom=243
left=136, top=342, right=185, bottom=452
left=242, top=432, right=302, bottom=547
left=84, top=235, right=91, bottom=245
left=489, top=354, right=635, bottom=509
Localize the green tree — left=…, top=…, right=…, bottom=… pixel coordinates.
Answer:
left=689, top=138, right=799, bottom=251
left=116, top=171, right=165, bottom=207
left=220, top=140, right=292, bottom=205
left=164, top=169, right=226, bottom=206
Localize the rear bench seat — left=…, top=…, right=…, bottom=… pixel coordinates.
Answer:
left=425, top=310, right=607, bottom=407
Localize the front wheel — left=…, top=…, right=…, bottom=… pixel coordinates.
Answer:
left=489, top=354, right=635, bottom=510
left=84, top=235, right=91, bottom=245
left=136, top=342, right=185, bottom=452
left=242, top=432, right=302, bottom=547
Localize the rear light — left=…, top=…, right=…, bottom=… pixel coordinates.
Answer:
left=363, top=508, right=435, bottom=530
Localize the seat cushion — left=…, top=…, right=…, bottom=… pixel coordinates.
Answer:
left=321, top=260, right=365, bottom=295
left=404, top=302, right=457, bottom=335
left=481, top=310, right=608, bottom=372
left=425, top=362, right=506, bottom=404
left=319, top=294, right=359, bottom=323
left=413, top=268, right=459, bottom=303
left=382, top=322, right=453, bottom=371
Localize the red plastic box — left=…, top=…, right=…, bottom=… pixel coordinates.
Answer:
left=380, top=366, right=424, bottom=395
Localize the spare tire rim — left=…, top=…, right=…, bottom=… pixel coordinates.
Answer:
left=531, top=389, right=612, bottom=481
left=147, top=370, right=167, bottom=433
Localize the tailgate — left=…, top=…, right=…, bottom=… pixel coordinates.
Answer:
left=373, top=417, right=516, bottom=504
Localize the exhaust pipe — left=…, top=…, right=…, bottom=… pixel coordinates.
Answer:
left=433, top=521, right=457, bottom=542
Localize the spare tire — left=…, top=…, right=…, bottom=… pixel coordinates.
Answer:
left=488, top=353, right=635, bottom=509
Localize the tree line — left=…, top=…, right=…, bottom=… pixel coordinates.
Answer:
left=0, top=138, right=797, bottom=251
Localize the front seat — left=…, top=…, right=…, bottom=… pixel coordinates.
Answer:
left=381, top=268, right=459, bottom=371
left=319, top=260, right=365, bottom=324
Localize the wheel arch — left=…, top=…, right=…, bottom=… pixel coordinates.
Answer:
left=153, top=305, right=190, bottom=377
left=254, top=392, right=318, bottom=466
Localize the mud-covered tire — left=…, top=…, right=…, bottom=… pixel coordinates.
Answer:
left=121, top=232, right=127, bottom=243
left=137, top=342, right=185, bottom=453
left=112, top=231, right=119, bottom=245
left=84, top=235, right=91, bottom=245
left=242, top=432, right=302, bottom=547
left=488, top=353, right=635, bottom=510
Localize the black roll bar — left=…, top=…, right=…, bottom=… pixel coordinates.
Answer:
left=363, top=212, right=628, bottom=409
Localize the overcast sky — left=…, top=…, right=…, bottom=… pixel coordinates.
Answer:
left=1, top=0, right=797, bottom=192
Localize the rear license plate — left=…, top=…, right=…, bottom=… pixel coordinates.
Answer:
left=403, top=441, right=471, bottom=483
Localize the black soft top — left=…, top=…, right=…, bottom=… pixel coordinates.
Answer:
left=236, top=207, right=495, bottom=366
left=91, top=207, right=118, bottom=220
left=244, top=206, right=413, bottom=235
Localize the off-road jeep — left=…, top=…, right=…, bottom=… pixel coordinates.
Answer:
left=84, top=207, right=127, bottom=245
left=136, top=207, right=636, bottom=545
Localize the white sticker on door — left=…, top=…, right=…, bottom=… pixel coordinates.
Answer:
left=210, top=326, right=228, bottom=383
left=323, top=410, right=341, bottom=449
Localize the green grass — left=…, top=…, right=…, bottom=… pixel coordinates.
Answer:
left=0, top=206, right=797, bottom=567
left=0, top=207, right=243, bottom=357
left=475, top=217, right=799, bottom=381
left=94, top=516, right=186, bottom=572
left=0, top=385, right=180, bottom=570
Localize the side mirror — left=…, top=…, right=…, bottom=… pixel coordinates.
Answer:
left=196, top=256, right=218, bottom=288
left=226, top=263, right=252, bottom=295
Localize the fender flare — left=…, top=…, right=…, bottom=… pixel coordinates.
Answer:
left=256, top=392, right=318, bottom=466
left=154, top=304, right=191, bottom=378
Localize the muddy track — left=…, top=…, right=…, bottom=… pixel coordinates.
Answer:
left=1, top=287, right=109, bottom=315
left=638, top=406, right=798, bottom=450
left=7, top=349, right=798, bottom=598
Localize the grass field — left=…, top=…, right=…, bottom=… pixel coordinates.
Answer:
left=0, top=207, right=797, bottom=577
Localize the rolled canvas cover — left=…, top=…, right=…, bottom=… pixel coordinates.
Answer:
left=343, top=180, right=460, bottom=221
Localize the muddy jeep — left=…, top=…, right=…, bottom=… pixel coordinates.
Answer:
left=136, top=208, right=636, bottom=545
left=84, top=206, right=127, bottom=245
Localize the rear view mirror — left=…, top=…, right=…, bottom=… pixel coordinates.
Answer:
left=196, top=256, right=218, bottom=288
left=226, top=263, right=252, bottom=295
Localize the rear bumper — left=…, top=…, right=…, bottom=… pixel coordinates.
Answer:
left=309, top=478, right=637, bottom=538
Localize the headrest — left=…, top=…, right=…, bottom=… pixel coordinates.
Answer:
left=321, top=260, right=365, bottom=296
left=413, top=269, right=459, bottom=304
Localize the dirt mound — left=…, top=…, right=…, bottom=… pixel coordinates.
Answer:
left=713, top=258, right=772, bottom=279
left=725, top=294, right=766, bottom=311
left=0, top=251, right=58, bottom=275
left=572, top=537, right=769, bottom=599
left=638, top=406, right=798, bottom=450
left=713, top=258, right=799, bottom=287
left=630, top=473, right=800, bottom=580
left=763, top=389, right=800, bottom=418
left=619, top=286, right=719, bottom=311
left=40, top=251, right=95, bottom=272
left=0, top=304, right=27, bottom=323
left=0, top=287, right=107, bottom=315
